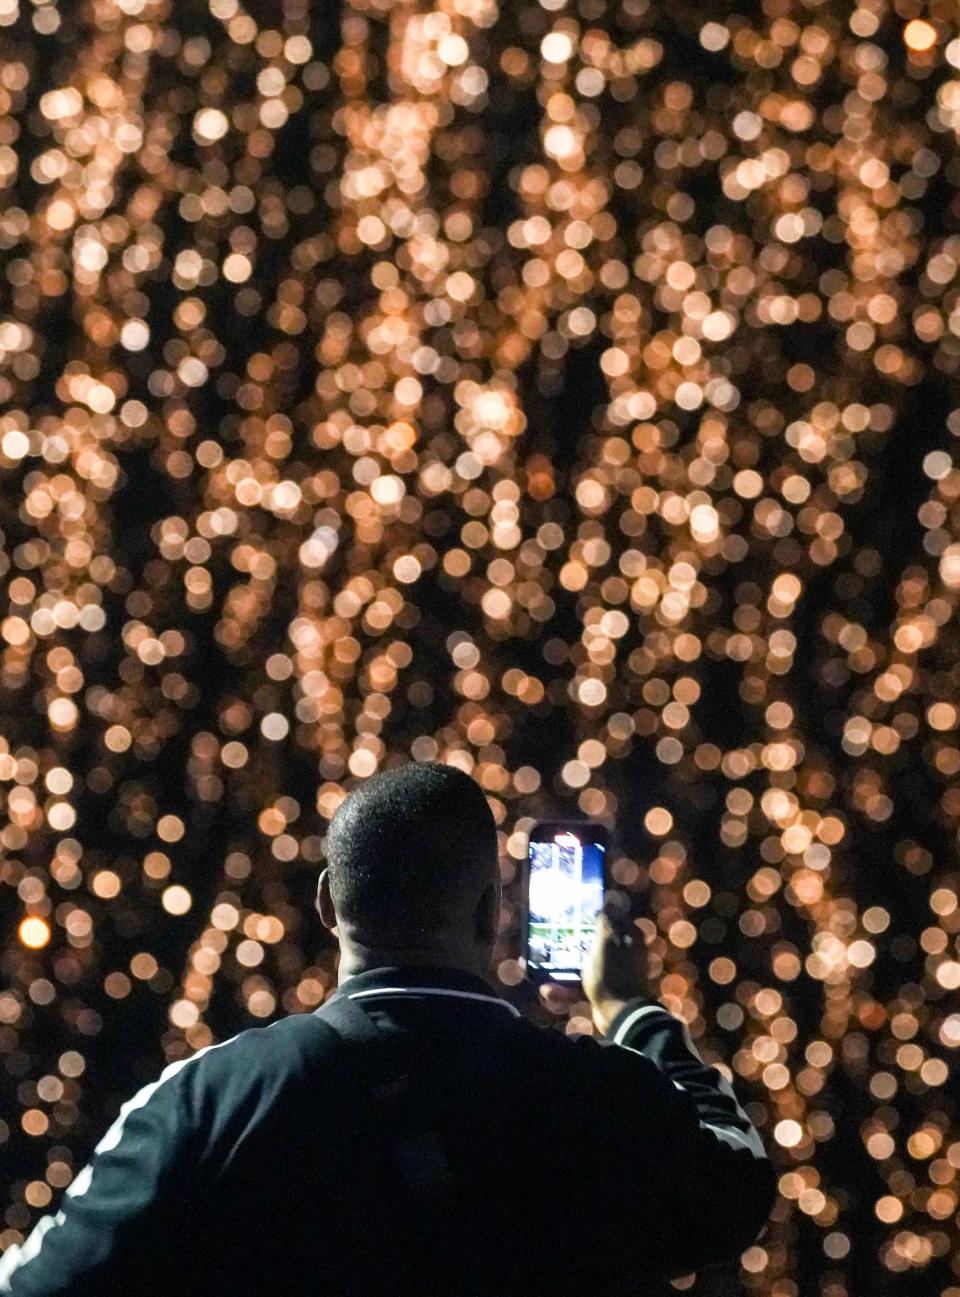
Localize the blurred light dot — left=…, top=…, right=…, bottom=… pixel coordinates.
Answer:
left=194, top=107, right=229, bottom=141
left=120, top=319, right=150, bottom=351
left=644, top=806, right=674, bottom=836
left=161, top=886, right=192, bottom=916
left=541, top=32, right=574, bottom=62
left=875, top=1195, right=903, bottom=1223
left=91, top=871, right=121, bottom=899
left=775, top=1120, right=803, bottom=1149
left=261, top=712, right=290, bottom=741
left=904, top=19, right=937, bottom=51
left=700, top=21, right=729, bottom=50
left=19, top=917, right=50, bottom=949
left=2, top=429, right=29, bottom=459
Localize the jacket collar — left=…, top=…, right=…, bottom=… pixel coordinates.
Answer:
left=327, top=963, right=519, bottom=1016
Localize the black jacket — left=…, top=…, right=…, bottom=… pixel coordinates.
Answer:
left=0, top=964, right=776, bottom=1296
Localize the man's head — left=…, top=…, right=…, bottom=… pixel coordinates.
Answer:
left=316, top=761, right=500, bottom=979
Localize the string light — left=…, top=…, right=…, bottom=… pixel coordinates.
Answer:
left=0, top=2, right=958, bottom=1293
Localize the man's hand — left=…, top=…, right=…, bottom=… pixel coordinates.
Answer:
left=582, top=897, right=652, bottom=1036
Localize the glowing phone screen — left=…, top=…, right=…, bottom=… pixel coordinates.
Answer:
left=527, top=831, right=605, bottom=978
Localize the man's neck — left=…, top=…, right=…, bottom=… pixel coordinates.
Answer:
left=336, top=941, right=487, bottom=986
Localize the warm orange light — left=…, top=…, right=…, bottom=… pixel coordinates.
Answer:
left=903, top=19, right=937, bottom=51
left=1, top=8, right=959, bottom=1288
left=19, top=917, right=51, bottom=949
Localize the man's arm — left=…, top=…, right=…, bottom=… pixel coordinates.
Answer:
left=0, top=1055, right=195, bottom=1296
left=581, top=907, right=776, bottom=1278
left=604, top=995, right=777, bottom=1277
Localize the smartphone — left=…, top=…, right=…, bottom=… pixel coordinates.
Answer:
left=522, top=820, right=608, bottom=983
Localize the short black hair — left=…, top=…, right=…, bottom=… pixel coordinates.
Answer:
left=325, top=761, right=498, bottom=938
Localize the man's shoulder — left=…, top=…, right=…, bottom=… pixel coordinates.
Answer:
left=500, top=1009, right=630, bottom=1080
left=161, top=1010, right=334, bottom=1104
left=147, top=1010, right=344, bottom=1155
left=171, top=1004, right=623, bottom=1105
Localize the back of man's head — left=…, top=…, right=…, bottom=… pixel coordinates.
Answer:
left=325, top=761, right=498, bottom=943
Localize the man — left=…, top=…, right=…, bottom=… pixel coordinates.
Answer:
left=0, top=761, right=775, bottom=1296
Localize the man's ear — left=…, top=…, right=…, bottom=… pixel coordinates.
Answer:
left=316, top=867, right=338, bottom=930
left=474, top=880, right=499, bottom=945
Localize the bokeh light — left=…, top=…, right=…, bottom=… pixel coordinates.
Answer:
left=1, top=1, right=959, bottom=1294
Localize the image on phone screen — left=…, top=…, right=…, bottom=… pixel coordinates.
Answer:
left=526, top=826, right=605, bottom=981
